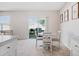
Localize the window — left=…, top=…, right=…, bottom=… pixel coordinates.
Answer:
left=0, top=16, right=11, bottom=31
left=3, top=24, right=11, bottom=30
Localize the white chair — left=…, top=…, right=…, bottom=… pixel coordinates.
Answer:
left=50, top=31, right=61, bottom=55
left=42, top=31, right=61, bottom=55
left=36, top=32, right=43, bottom=47
left=43, top=32, right=52, bottom=50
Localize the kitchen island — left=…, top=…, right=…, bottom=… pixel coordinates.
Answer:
left=0, top=35, right=17, bottom=56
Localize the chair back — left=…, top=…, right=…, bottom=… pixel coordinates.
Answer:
left=43, top=32, right=53, bottom=42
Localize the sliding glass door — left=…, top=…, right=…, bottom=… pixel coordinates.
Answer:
left=28, top=16, right=48, bottom=39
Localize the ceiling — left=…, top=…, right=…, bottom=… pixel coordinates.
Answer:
left=0, top=2, right=66, bottom=11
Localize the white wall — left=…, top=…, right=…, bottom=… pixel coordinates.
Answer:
left=0, top=11, right=60, bottom=40
left=59, top=2, right=79, bottom=49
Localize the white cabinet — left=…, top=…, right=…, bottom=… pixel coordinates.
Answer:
left=70, top=40, right=79, bottom=56
left=0, top=39, right=17, bottom=56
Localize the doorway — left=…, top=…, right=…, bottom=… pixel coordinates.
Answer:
left=28, top=16, right=48, bottom=39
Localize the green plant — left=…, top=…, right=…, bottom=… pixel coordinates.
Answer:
left=38, top=19, right=45, bottom=26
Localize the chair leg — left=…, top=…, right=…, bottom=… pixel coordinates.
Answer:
left=50, top=41, right=53, bottom=56
left=50, top=45, right=53, bottom=56
left=36, top=39, right=37, bottom=47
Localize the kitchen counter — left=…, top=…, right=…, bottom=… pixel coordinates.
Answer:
left=72, top=36, right=79, bottom=44
left=0, top=35, right=16, bottom=47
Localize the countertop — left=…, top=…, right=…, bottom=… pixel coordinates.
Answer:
left=0, top=35, right=16, bottom=47
left=72, top=36, right=79, bottom=44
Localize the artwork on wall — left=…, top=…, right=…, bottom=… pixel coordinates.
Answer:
left=72, top=2, right=79, bottom=19
left=60, top=14, right=63, bottom=23
left=64, top=10, right=69, bottom=22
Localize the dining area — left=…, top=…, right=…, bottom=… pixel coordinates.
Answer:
left=35, top=31, right=70, bottom=56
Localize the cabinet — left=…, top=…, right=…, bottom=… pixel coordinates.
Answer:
left=70, top=40, right=79, bottom=56
left=0, top=39, right=17, bottom=56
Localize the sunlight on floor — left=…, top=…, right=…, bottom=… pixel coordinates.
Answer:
left=16, top=39, right=70, bottom=56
